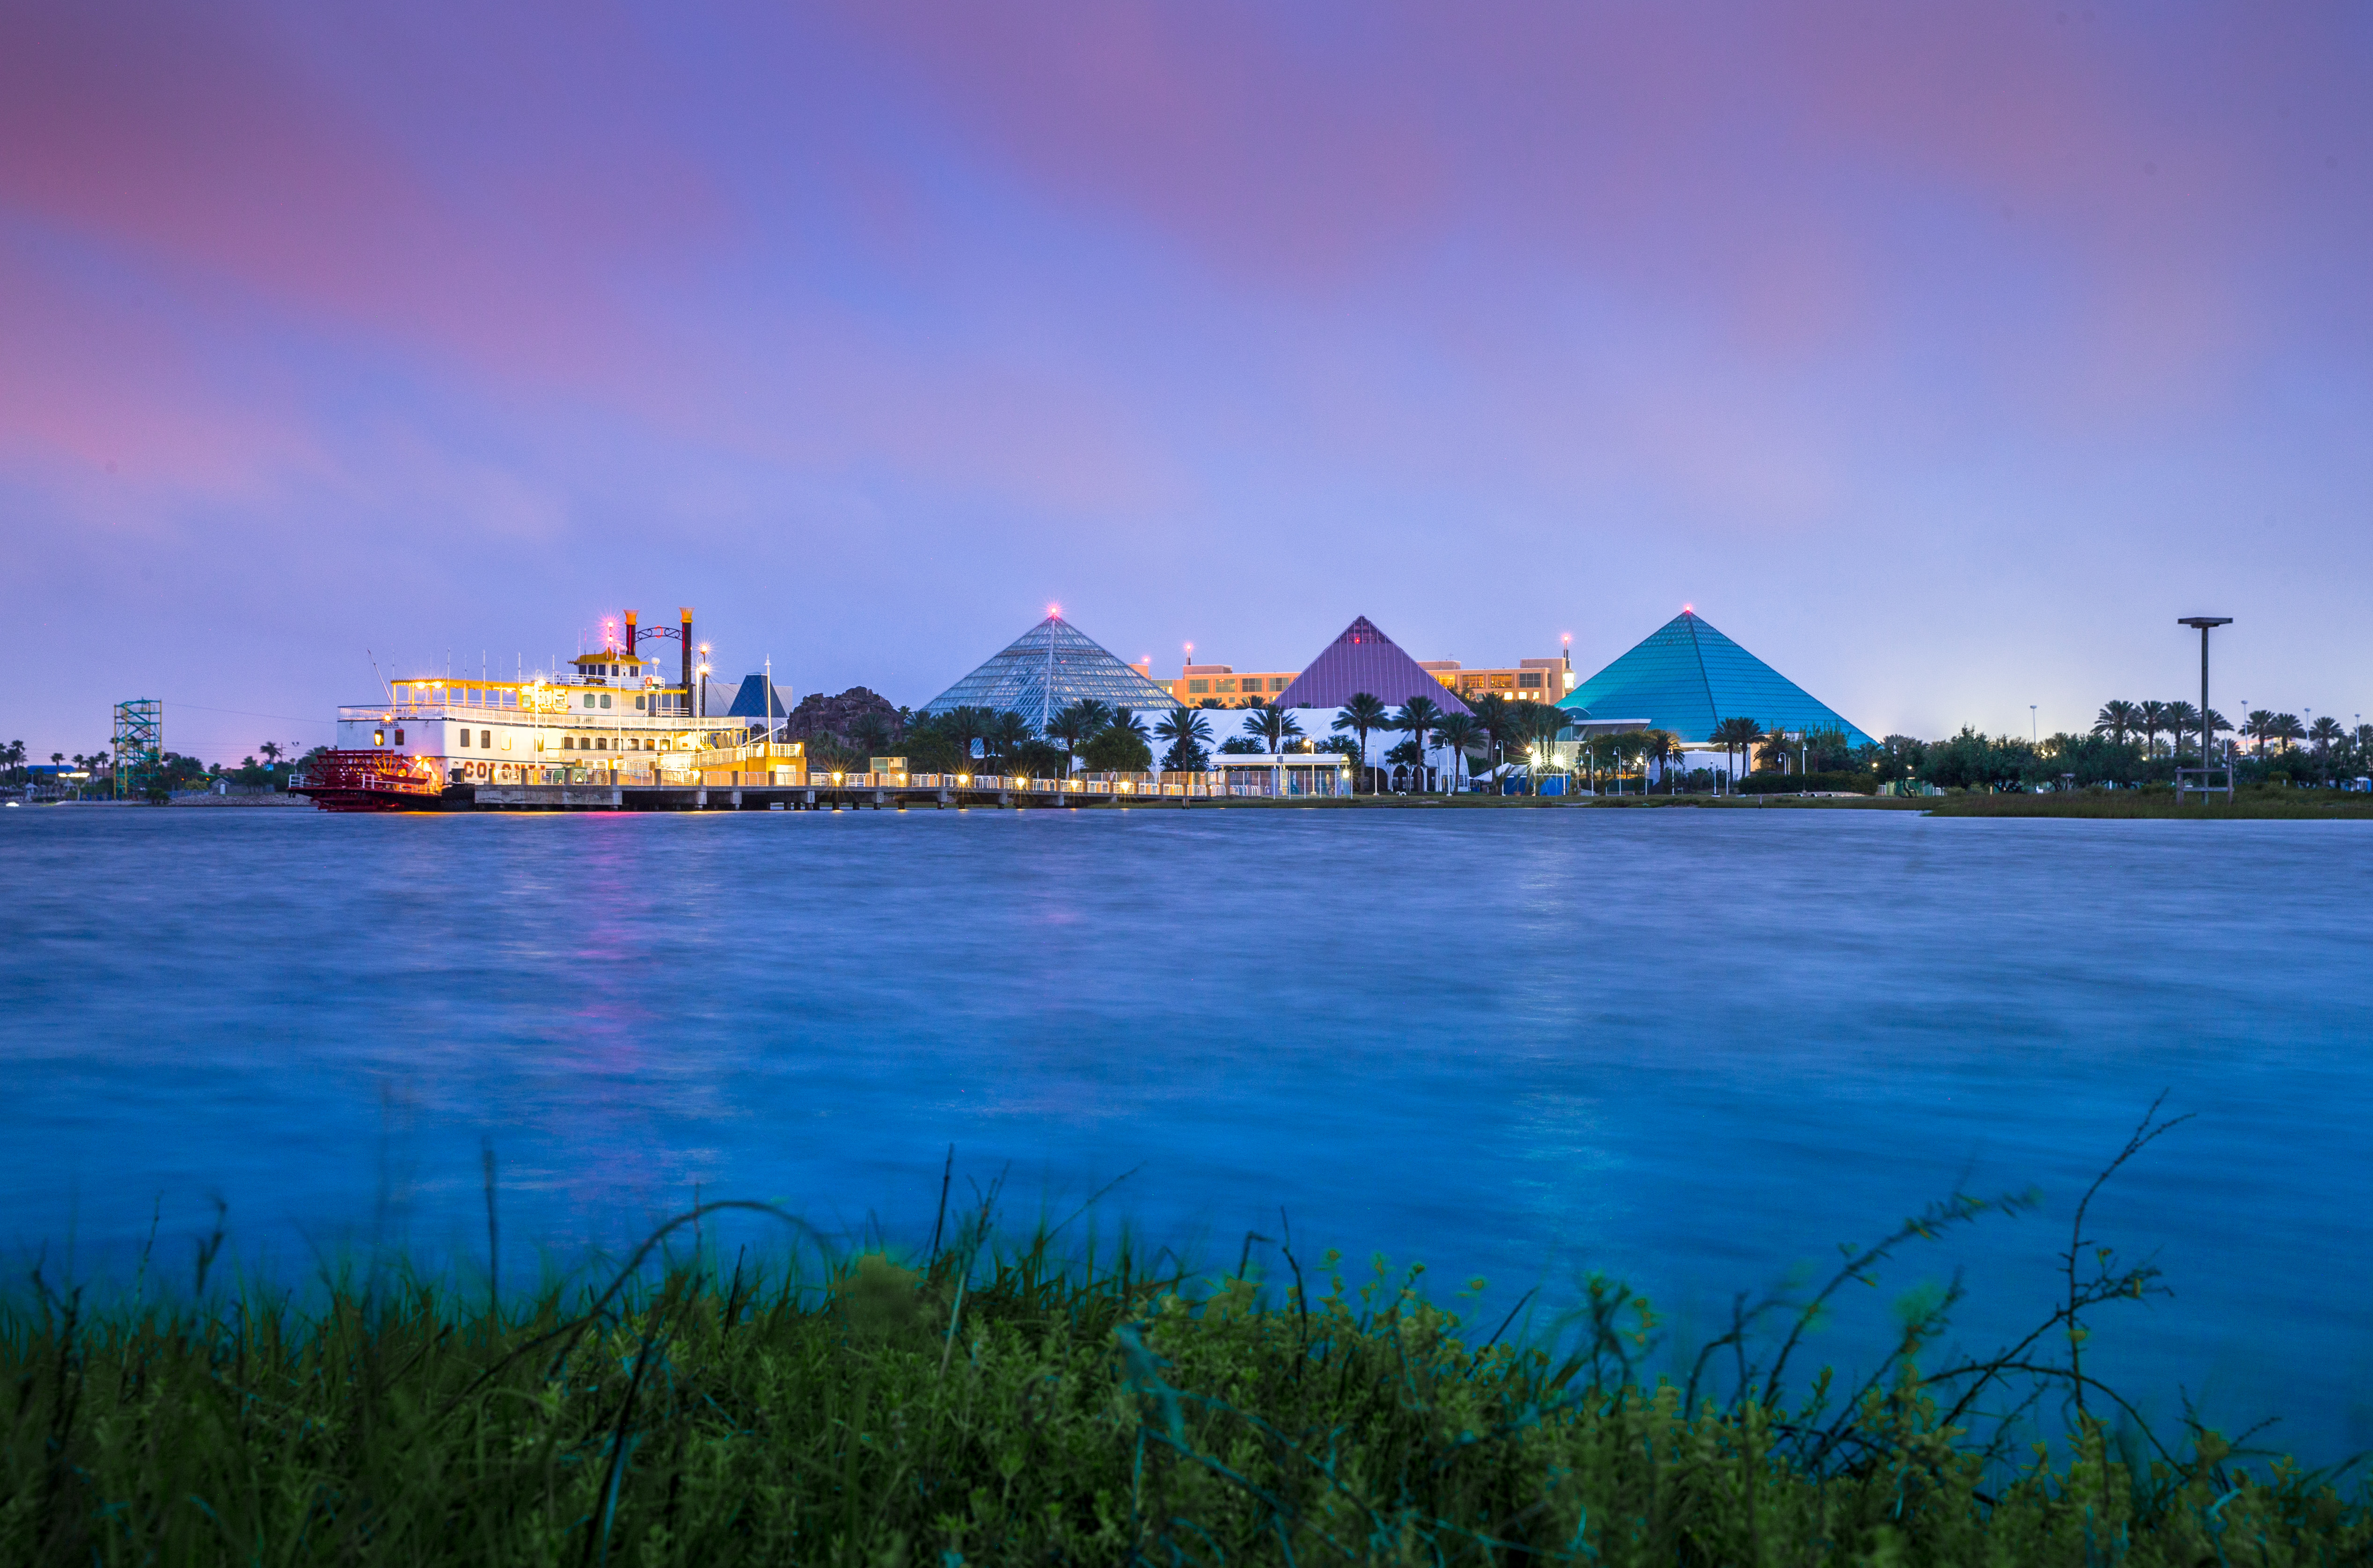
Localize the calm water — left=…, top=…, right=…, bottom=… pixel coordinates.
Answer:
left=5, top=804, right=2370, bottom=1457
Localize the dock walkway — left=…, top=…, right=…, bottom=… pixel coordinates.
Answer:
left=464, top=772, right=1212, bottom=811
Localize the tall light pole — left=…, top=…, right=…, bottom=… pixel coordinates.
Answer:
left=2029, top=705, right=2038, bottom=744
left=2178, top=617, right=2232, bottom=786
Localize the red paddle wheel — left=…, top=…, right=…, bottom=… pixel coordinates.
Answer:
left=290, top=751, right=450, bottom=812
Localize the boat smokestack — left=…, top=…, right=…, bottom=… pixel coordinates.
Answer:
left=680, top=607, right=694, bottom=715
left=625, top=609, right=637, bottom=658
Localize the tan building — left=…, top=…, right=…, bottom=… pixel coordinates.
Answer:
left=1148, top=649, right=1576, bottom=707
left=1421, top=655, right=1575, bottom=702
left=1159, top=663, right=1302, bottom=704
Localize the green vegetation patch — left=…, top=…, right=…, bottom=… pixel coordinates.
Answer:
left=1925, top=787, right=2373, bottom=820
left=7, top=1152, right=2366, bottom=1564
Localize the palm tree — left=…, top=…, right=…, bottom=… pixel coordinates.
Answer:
left=1709, top=717, right=1762, bottom=794
left=2271, top=713, right=2306, bottom=752
left=1431, top=713, right=1479, bottom=792
left=1238, top=700, right=1303, bottom=753
left=2092, top=701, right=2140, bottom=745
left=1047, top=700, right=1112, bottom=774
left=1394, top=696, right=1445, bottom=792
left=1332, top=693, right=1389, bottom=794
left=1153, top=707, right=1213, bottom=772
left=1457, top=693, right=1507, bottom=781
left=1638, top=729, right=1683, bottom=793
left=2309, top=715, right=2344, bottom=753
left=986, top=710, right=1033, bottom=773
left=2136, top=700, right=2169, bottom=758
left=1533, top=703, right=1573, bottom=792
left=2244, top=709, right=2275, bottom=756
left=2161, top=701, right=2200, bottom=758
left=942, top=706, right=995, bottom=771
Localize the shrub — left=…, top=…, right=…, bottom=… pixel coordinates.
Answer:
left=1736, top=770, right=1877, bottom=795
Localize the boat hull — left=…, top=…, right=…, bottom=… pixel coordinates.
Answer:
left=290, top=751, right=450, bottom=812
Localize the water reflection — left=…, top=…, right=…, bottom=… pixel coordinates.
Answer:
left=3, top=806, right=2369, bottom=1456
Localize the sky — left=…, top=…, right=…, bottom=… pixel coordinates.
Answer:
left=4, top=0, right=2370, bottom=761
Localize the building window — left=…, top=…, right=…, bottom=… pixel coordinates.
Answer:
left=456, top=730, right=469, bottom=748
left=597, top=737, right=608, bottom=751
left=480, top=729, right=491, bottom=748
left=636, top=694, right=646, bottom=710
left=1217, top=679, right=1237, bottom=693
left=601, top=694, right=612, bottom=709
left=562, top=737, right=573, bottom=751
left=584, top=694, right=596, bottom=707
left=373, top=729, right=384, bottom=746
left=394, top=729, right=405, bottom=744
left=1519, top=673, right=1542, bottom=688
left=1186, top=679, right=1208, bottom=693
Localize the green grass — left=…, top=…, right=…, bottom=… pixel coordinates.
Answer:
left=1168, top=788, right=2373, bottom=818
left=1923, top=787, right=2373, bottom=820
left=7, top=1159, right=2366, bottom=1564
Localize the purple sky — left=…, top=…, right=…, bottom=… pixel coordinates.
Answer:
left=6, top=2, right=2369, bottom=760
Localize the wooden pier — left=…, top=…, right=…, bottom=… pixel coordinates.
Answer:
left=458, top=771, right=1208, bottom=811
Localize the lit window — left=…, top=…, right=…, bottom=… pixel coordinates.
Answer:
left=373, top=729, right=385, bottom=746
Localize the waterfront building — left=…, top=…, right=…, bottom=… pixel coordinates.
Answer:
left=1272, top=617, right=1475, bottom=715
left=1162, top=663, right=1302, bottom=704
left=919, top=612, right=1180, bottom=724
left=1418, top=656, right=1576, bottom=702
left=1211, top=751, right=1355, bottom=798
left=1558, top=610, right=1873, bottom=746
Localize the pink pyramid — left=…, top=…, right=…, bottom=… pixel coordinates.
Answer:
left=1273, top=616, right=1472, bottom=714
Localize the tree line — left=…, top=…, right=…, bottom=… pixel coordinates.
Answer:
left=792, top=686, right=2373, bottom=798
left=3, top=738, right=318, bottom=798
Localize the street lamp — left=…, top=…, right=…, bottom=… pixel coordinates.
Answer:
left=2178, top=617, right=2233, bottom=797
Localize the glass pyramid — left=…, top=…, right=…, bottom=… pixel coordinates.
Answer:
left=1274, top=615, right=1473, bottom=715
left=1557, top=611, right=1873, bottom=745
left=920, top=615, right=1180, bottom=728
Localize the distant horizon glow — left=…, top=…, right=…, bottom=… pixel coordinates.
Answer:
left=3, top=2, right=2369, bottom=758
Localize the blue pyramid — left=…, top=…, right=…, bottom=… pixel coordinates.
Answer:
left=1558, top=612, right=1873, bottom=745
